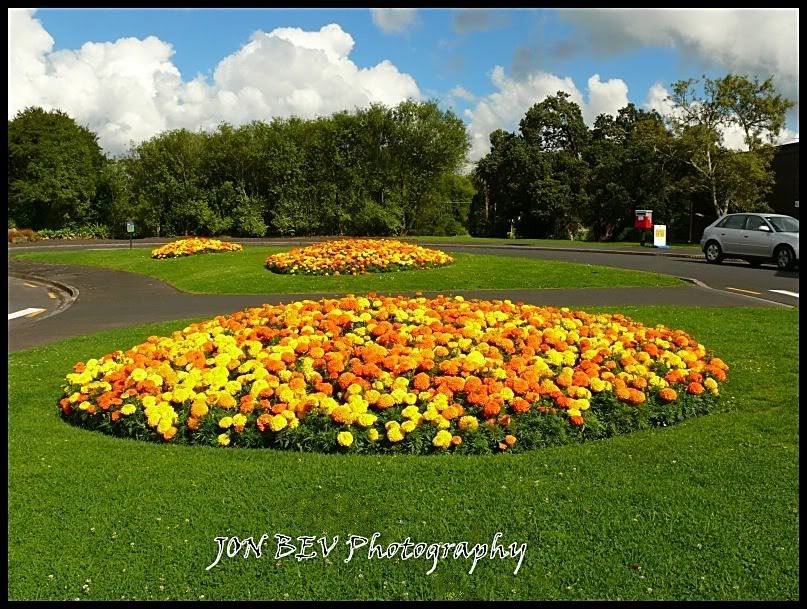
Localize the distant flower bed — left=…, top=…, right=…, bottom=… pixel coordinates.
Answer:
left=265, top=239, right=453, bottom=275
left=57, top=296, right=728, bottom=454
left=151, top=238, right=242, bottom=259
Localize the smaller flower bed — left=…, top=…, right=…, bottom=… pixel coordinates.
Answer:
left=152, top=238, right=242, bottom=259
left=265, top=239, right=453, bottom=275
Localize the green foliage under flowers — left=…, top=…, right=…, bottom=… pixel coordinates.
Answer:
left=59, top=385, right=720, bottom=455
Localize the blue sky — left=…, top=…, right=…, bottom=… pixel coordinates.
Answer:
left=11, top=8, right=798, bottom=159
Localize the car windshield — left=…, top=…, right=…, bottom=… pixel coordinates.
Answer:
left=765, top=216, right=799, bottom=233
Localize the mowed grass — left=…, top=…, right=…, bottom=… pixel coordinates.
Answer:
left=8, top=306, right=798, bottom=600
left=14, top=246, right=683, bottom=294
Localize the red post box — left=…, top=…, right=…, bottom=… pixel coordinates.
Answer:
left=634, top=210, right=653, bottom=230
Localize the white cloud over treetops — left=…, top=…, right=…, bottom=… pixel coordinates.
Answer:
left=644, top=82, right=799, bottom=150
left=464, top=69, right=630, bottom=161
left=8, top=10, right=421, bottom=155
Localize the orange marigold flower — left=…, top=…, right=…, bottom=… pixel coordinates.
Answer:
left=687, top=382, right=705, bottom=395
left=256, top=413, right=273, bottom=432
left=413, top=372, right=431, bottom=391
left=658, top=388, right=678, bottom=402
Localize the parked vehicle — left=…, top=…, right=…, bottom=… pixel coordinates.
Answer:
left=700, top=213, right=799, bottom=270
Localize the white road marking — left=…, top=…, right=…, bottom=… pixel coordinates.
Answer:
left=47, top=291, right=57, bottom=299
left=23, top=282, right=37, bottom=288
left=8, top=307, right=46, bottom=320
left=769, top=290, right=799, bottom=298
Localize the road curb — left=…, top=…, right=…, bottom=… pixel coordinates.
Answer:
left=8, top=271, right=80, bottom=321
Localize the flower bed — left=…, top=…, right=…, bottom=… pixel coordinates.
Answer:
left=151, top=237, right=242, bottom=259
left=265, top=239, right=453, bottom=275
left=58, top=296, right=728, bottom=454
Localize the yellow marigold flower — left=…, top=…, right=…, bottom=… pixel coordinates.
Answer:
left=401, top=420, right=417, bottom=433
left=217, top=433, right=231, bottom=446
left=190, top=400, right=208, bottom=418
left=458, top=415, right=479, bottom=431
left=337, top=431, right=354, bottom=447
left=218, top=393, right=237, bottom=409
left=356, top=413, right=378, bottom=427
left=131, top=368, right=147, bottom=383
left=401, top=405, right=420, bottom=419
left=269, top=414, right=288, bottom=432
left=387, top=427, right=405, bottom=442
left=232, top=413, right=247, bottom=431
left=218, top=416, right=234, bottom=429
left=367, top=428, right=380, bottom=442
left=432, top=430, right=453, bottom=448
left=347, top=383, right=363, bottom=395
left=120, top=404, right=136, bottom=416
left=404, top=392, right=418, bottom=405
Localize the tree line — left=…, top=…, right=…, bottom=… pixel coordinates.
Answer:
left=8, top=74, right=793, bottom=242
left=8, top=101, right=473, bottom=239
left=471, top=74, right=793, bottom=241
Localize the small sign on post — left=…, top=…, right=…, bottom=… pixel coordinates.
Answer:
left=653, top=224, right=668, bottom=248
left=126, top=219, right=135, bottom=249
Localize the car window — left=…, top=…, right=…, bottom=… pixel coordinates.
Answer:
left=745, top=216, right=770, bottom=231
left=765, top=216, right=799, bottom=233
left=721, top=215, right=748, bottom=230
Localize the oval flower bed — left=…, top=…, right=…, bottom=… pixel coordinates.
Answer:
left=265, top=239, right=453, bottom=275
left=151, top=237, right=242, bottom=259
left=58, top=296, right=728, bottom=454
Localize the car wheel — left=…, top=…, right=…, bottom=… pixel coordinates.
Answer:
left=704, top=241, right=723, bottom=264
left=775, top=245, right=796, bottom=271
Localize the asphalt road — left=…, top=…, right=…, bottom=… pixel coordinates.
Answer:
left=7, top=248, right=794, bottom=353
left=431, top=244, right=800, bottom=307
left=8, top=276, right=59, bottom=320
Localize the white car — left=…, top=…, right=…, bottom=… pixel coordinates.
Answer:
left=700, top=213, right=799, bottom=270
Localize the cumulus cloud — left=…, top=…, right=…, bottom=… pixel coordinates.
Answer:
left=452, top=9, right=509, bottom=33
left=449, top=86, right=476, bottom=102
left=370, top=8, right=418, bottom=34
left=644, top=82, right=798, bottom=150
left=8, top=10, right=421, bottom=155
left=464, top=67, right=630, bottom=162
left=559, top=9, right=799, bottom=103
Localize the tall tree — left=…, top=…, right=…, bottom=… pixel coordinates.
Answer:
left=667, top=74, right=792, bottom=217
left=8, top=107, right=106, bottom=229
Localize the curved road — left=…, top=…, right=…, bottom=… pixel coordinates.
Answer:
left=432, top=243, right=799, bottom=307
left=8, top=240, right=798, bottom=353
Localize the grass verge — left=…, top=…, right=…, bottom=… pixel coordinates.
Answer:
left=8, top=306, right=798, bottom=600
left=13, top=247, right=684, bottom=294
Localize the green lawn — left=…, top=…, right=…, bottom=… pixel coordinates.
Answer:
left=8, top=306, right=798, bottom=600
left=14, top=247, right=684, bottom=294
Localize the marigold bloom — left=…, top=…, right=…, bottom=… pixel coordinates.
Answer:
left=337, top=431, right=354, bottom=447
left=687, top=382, right=705, bottom=395
left=658, top=388, right=678, bottom=402
left=57, top=296, right=727, bottom=453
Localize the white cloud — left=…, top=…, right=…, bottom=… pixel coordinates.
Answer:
left=583, top=74, right=629, bottom=124
left=449, top=86, right=475, bottom=102
left=8, top=11, right=421, bottom=155
left=370, top=8, right=417, bottom=34
left=560, top=9, right=799, bottom=103
left=645, top=82, right=798, bottom=150
left=464, top=67, right=630, bottom=162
